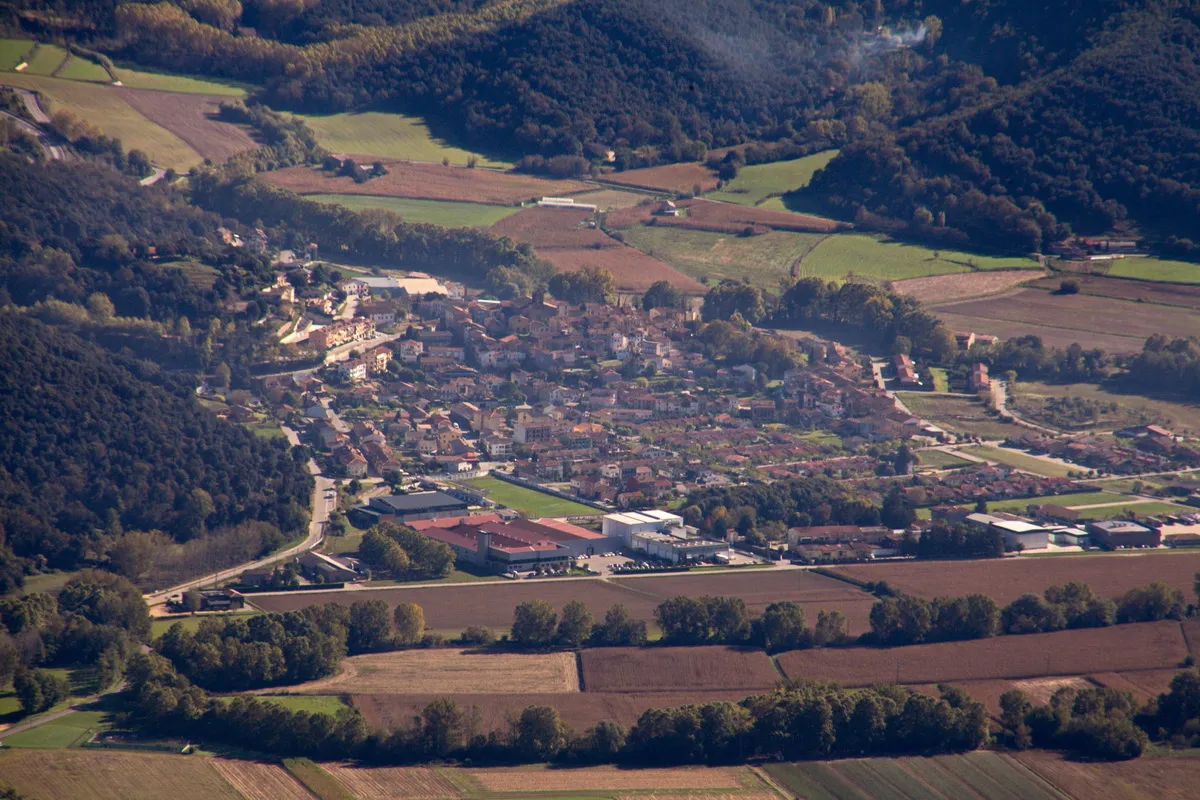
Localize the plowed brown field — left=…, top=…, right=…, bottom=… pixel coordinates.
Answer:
left=0, top=750, right=243, bottom=800
left=776, top=621, right=1187, bottom=687
left=251, top=570, right=878, bottom=636
left=604, top=163, right=720, bottom=193
left=1016, top=750, right=1200, bottom=800
left=581, top=646, right=780, bottom=693
left=829, top=552, right=1200, bottom=606
left=606, top=197, right=842, bottom=234
left=278, top=648, right=578, bottom=695
left=318, top=764, right=462, bottom=799
left=114, top=89, right=255, bottom=163
left=210, top=759, right=314, bottom=800
left=262, top=162, right=589, bottom=205
left=353, top=690, right=751, bottom=733
left=1027, top=273, right=1200, bottom=309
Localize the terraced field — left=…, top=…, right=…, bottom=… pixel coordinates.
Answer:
left=706, top=150, right=839, bottom=206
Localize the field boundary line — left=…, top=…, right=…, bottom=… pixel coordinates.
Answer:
left=768, top=654, right=788, bottom=685
left=1180, top=620, right=1196, bottom=656
left=1000, top=753, right=1074, bottom=800
left=575, top=650, right=586, bottom=691
left=747, top=765, right=792, bottom=799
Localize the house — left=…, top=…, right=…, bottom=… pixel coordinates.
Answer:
left=338, top=359, right=368, bottom=383
left=655, top=201, right=681, bottom=217
left=334, top=445, right=369, bottom=477
left=514, top=417, right=560, bottom=444
left=893, top=354, right=920, bottom=387
left=297, top=551, right=361, bottom=583
left=339, top=278, right=371, bottom=297
left=310, top=318, right=375, bottom=349
left=398, top=340, right=424, bottom=363
left=367, top=346, right=391, bottom=374
left=968, top=362, right=990, bottom=392
left=483, top=436, right=514, bottom=459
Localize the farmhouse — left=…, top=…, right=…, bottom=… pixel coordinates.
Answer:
left=411, top=515, right=614, bottom=572
left=350, top=491, right=470, bottom=525
left=1086, top=519, right=1161, bottom=549
left=893, top=354, right=920, bottom=387
left=968, top=362, right=990, bottom=392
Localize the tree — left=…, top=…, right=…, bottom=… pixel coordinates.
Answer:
left=1116, top=581, right=1186, bottom=623
left=641, top=280, right=685, bottom=310
left=347, top=599, right=393, bottom=653
left=419, top=698, right=464, bottom=757
left=86, top=292, right=116, bottom=322
left=577, top=720, right=625, bottom=761
left=555, top=600, right=592, bottom=648
left=13, top=668, right=69, bottom=715
left=998, top=689, right=1032, bottom=750
left=760, top=602, right=809, bottom=653
left=1001, top=594, right=1065, bottom=634
left=214, top=362, right=232, bottom=389
left=655, top=596, right=711, bottom=644
left=393, top=602, right=424, bottom=646
left=512, top=705, right=571, bottom=760
left=869, top=595, right=931, bottom=645
left=512, top=600, right=557, bottom=647
left=548, top=265, right=616, bottom=305
left=593, top=604, right=647, bottom=646
left=813, top=610, right=848, bottom=646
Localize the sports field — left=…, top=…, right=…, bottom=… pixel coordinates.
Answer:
left=299, top=111, right=511, bottom=167
left=1072, top=500, right=1190, bottom=520
left=1106, top=256, right=1200, bottom=284
left=306, top=194, right=521, bottom=227
left=959, top=445, right=1075, bottom=477
left=463, top=476, right=597, bottom=517
left=706, top=149, right=839, bottom=206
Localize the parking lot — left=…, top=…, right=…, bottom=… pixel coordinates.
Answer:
left=580, top=552, right=635, bottom=574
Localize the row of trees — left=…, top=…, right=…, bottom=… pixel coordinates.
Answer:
left=358, top=523, right=455, bottom=580
left=867, top=581, right=1187, bottom=646
left=509, top=601, right=647, bottom=649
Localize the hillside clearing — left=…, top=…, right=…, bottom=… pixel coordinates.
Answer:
left=306, top=194, right=521, bottom=227
left=300, top=111, right=510, bottom=167
left=705, top=150, right=839, bottom=206
left=0, top=39, right=33, bottom=70
left=893, top=270, right=1042, bottom=304
left=1105, top=256, right=1200, bottom=284
left=800, top=234, right=1038, bottom=281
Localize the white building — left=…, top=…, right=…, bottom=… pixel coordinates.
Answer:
left=965, top=513, right=1051, bottom=550
left=601, top=510, right=726, bottom=563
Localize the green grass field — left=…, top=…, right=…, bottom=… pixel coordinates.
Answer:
left=705, top=149, right=839, bottom=206
left=0, top=73, right=201, bottom=169
left=915, top=449, right=974, bottom=470
left=56, top=55, right=111, bottom=82
left=112, top=65, right=249, bottom=96
left=980, top=491, right=1130, bottom=513
left=1106, top=256, right=1200, bottom=284
left=306, top=194, right=521, bottom=227
left=299, top=111, right=511, bottom=167
left=620, top=225, right=828, bottom=287
left=464, top=476, right=597, bottom=517
left=959, top=445, right=1075, bottom=478
left=929, top=367, right=950, bottom=392
left=0, top=39, right=33, bottom=70
left=22, top=44, right=68, bottom=76
left=1, top=710, right=112, bottom=749
left=1073, top=500, right=1191, bottom=520
left=799, top=233, right=1040, bottom=281
left=150, top=610, right=261, bottom=639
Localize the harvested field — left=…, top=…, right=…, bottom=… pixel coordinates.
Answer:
left=491, top=207, right=707, bottom=294
left=605, top=163, right=719, bottom=193
left=617, top=225, right=827, bottom=287
left=607, top=198, right=842, bottom=234
left=829, top=551, right=1200, bottom=606
left=894, top=270, right=1043, bottom=304
left=262, top=162, right=588, bottom=205
left=933, top=311, right=1144, bottom=354
left=319, top=764, right=461, bottom=799
left=1010, top=676, right=1096, bottom=706
left=252, top=570, right=878, bottom=636
left=894, top=394, right=1019, bottom=440
left=581, top=646, right=781, bottom=693
left=1090, top=668, right=1181, bottom=704
left=210, top=759, right=314, bottom=800
left=930, top=289, right=1200, bottom=353
left=1027, top=273, right=1200, bottom=309
left=1017, top=750, right=1200, bottom=800
left=353, top=690, right=752, bottom=733
left=467, top=764, right=749, bottom=792
left=566, top=188, right=653, bottom=209
left=0, top=750, right=243, bottom=800
left=776, top=621, right=1187, bottom=687
left=281, top=648, right=578, bottom=695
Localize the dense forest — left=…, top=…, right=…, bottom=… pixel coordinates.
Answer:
left=0, top=315, right=312, bottom=589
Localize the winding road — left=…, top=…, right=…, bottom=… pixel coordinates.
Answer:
left=0, top=85, right=67, bottom=160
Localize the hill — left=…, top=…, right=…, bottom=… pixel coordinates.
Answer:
left=0, top=315, right=312, bottom=590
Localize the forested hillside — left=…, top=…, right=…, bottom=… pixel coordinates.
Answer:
left=805, top=2, right=1200, bottom=251
left=0, top=315, right=312, bottom=590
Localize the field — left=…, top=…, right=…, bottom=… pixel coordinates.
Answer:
left=604, top=162, right=719, bottom=193
left=255, top=695, right=350, bottom=714
left=705, top=150, right=839, bottom=206
left=113, top=88, right=256, bottom=163
left=800, top=235, right=1038, bottom=281
left=775, top=621, right=1188, bottom=687
left=1105, top=255, right=1200, bottom=283
left=465, top=764, right=753, bottom=792
left=210, top=759, right=315, bottom=800
left=914, top=449, right=974, bottom=470
left=110, top=67, right=248, bottom=96
left=492, top=207, right=611, bottom=247
left=1009, top=380, right=1200, bottom=437
left=0, top=709, right=112, bottom=748
left=893, top=270, right=1043, bottom=304
left=284, top=758, right=356, bottom=800
left=767, top=752, right=1068, bottom=800
left=895, top=394, right=1019, bottom=440
left=57, top=55, right=111, bottom=83
left=299, top=111, right=510, bottom=167
left=23, top=44, right=68, bottom=76
left=565, top=188, right=652, bottom=209
left=1027, top=273, right=1200, bottom=309
left=959, top=445, right=1075, bottom=477
left=150, top=609, right=260, bottom=638
left=618, top=226, right=828, bottom=286
left=318, top=763, right=463, bottom=799
left=0, top=74, right=201, bottom=169
left=252, top=569, right=879, bottom=636
left=580, top=646, right=781, bottom=693
left=264, top=162, right=588, bottom=206
left=0, top=39, right=33, bottom=70
left=352, top=690, right=752, bottom=733
left=1090, top=668, right=1182, bottom=705
left=463, top=476, right=599, bottom=517
left=829, top=550, right=1200, bottom=605
left=1015, top=750, right=1200, bottom=800
left=929, top=289, right=1200, bottom=353
left=980, top=491, right=1130, bottom=513
left=0, top=750, right=245, bottom=800
left=280, top=648, right=579, bottom=695
left=1072, top=500, right=1191, bottom=520
left=306, top=194, right=521, bottom=227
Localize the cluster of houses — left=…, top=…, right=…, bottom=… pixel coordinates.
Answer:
left=1006, top=425, right=1200, bottom=474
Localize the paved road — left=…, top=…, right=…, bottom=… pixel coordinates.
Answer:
left=140, top=167, right=166, bottom=186
left=143, top=424, right=334, bottom=604
left=0, top=106, right=66, bottom=161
